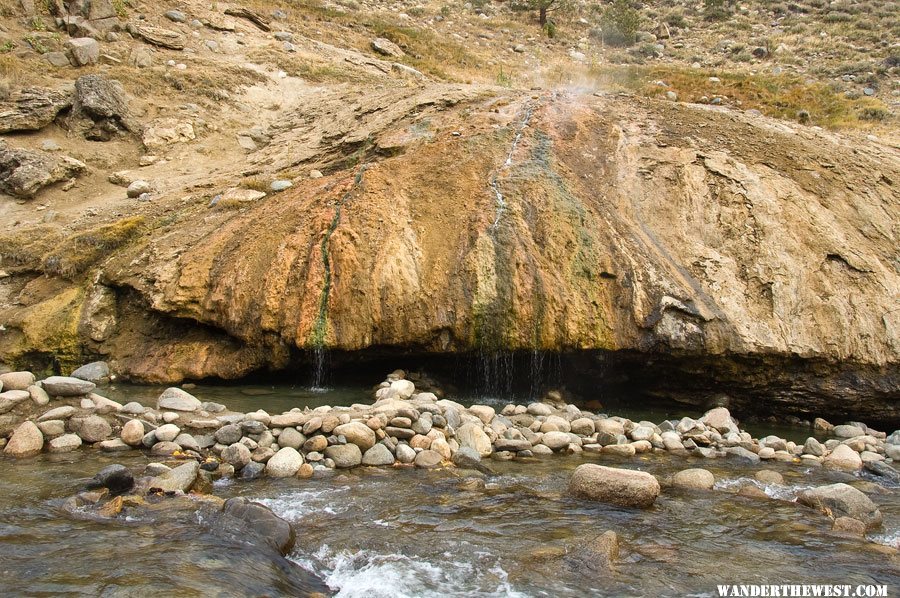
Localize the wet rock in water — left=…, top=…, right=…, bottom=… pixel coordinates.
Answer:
left=240, top=461, right=265, bottom=479
left=823, top=444, right=862, bottom=470
left=223, top=442, right=252, bottom=470
left=797, top=483, right=883, bottom=530
left=754, top=470, right=784, bottom=485
left=70, top=415, right=112, bottom=443
left=157, top=387, right=202, bottom=412
left=362, top=443, right=395, bottom=466
left=41, top=376, right=96, bottom=396
left=832, top=516, right=867, bottom=537
left=86, top=464, right=134, bottom=495
left=568, top=464, right=660, bottom=509
left=864, top=460, right=900, bottom=483
left=324, top=443, right=362, bottom=468
left=568, top=530, right=619, bottom=573
left=120, top=419, right=145, bottom=446
left=671, top=468, right=715, bottom=490
left=222, top=497, right=296, bottom=555
left=71, top=361, right=110, bottom=383
left=333, top=421, right=376, bottom=450
left=49, top=433, right=83, bottom=452
left=266, top=447, right=303, bottom=477
left=456, top=423, right=493, bottom=457
left=4, top=421, right=44, bottom=457
left=0, top=371, right=36, bottom=391
left=737, top=484, right=769, bottom=499
left=148, top=461, right=200, bottom=493
left=414, top=449, right=443, bottom=468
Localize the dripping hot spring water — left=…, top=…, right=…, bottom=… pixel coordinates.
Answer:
left=0, top=368, right=898, bottom=596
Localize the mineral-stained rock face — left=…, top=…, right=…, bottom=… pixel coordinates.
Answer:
left=0, top=89, right=898, bottom=419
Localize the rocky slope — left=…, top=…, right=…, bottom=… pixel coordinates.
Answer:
left=0, top=0, right=897, bottom=421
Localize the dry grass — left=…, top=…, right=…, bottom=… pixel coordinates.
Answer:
left=0, top=225, right=64, bottom=269
left=241, top=176, right=270, bottom=192
left=41, top=216, right=145, bottom=279
left=582, top=64, right=894, bottom=130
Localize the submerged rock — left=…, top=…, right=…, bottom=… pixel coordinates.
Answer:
left=568, top=464, right=660, bottom=509
left=86, top=464, right=134, bottom=495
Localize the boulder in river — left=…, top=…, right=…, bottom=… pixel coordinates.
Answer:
left=568, top=464, right=660, bottom=509
left=222, top=497, right=296, bottom=555
left=456, top=423, right=492, bottom=457
left=670, top=468, right=716, bottom=490
left=797, top=483, right=882, bottom=530
left=362, top=443, right=395, bottom=466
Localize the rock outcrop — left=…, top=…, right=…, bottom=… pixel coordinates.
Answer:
left=1, top=89, right=898, bottom=421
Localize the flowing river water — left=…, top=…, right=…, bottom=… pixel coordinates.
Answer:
left=1, top=383, right=898, bottom=596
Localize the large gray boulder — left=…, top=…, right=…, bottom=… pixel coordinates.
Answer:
left=157, top=387, right=202, bottom=412
left=69, top=75, right=136, bottom=139
left=71, top=361, right=110, bottom=383
left=41, top=375, right=96, bottom=396
left=797, top=483, right=883, bottom=530
left=0, top=87, right=74, bottom=133
left=65, top=37, right=100, bottom=66
left=568, top=464, right=661, bottom=509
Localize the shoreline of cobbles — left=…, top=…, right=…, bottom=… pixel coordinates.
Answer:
left=2, top=365, right=898, bottom=542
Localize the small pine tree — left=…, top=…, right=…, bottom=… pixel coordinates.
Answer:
left=599, top=0, right=640, bottom=47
